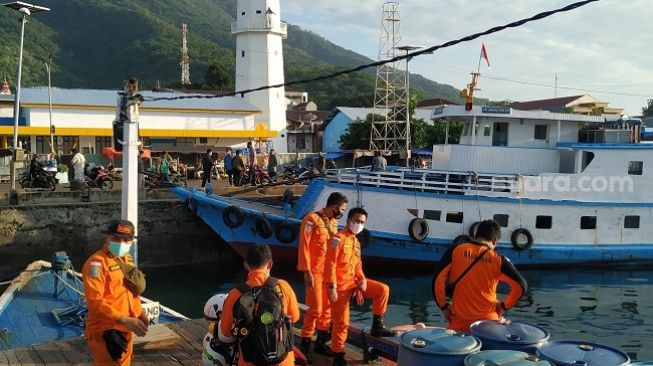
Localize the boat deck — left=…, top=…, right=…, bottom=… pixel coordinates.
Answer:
left=0, top=318, right=392, bottom=365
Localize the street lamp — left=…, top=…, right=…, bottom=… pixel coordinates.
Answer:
left=396, top=45, right=422, bottom=166
left=2, top=1, right=50, bottom=192
left=45, top=54, right=53, bottom=153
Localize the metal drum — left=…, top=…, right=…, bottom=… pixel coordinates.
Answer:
left=470, top=320, right=550, bottom=353
left=465, top=350, right=554, bottom=366
left=398, top=328, right=482, bottom=366
left=537, top=341, right=630, bottom=366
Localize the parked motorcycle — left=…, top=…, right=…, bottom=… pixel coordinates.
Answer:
left=18, top=170, right=56, bottom=191
left=238, top=165, right=271, bottom=186
left=144, top=170, right=187, bottom=188
left=84, top=166, right=113, bottom=190
left=282, top=165, right=313, bottom=182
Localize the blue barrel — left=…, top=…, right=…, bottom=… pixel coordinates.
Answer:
left=470, top=320, right=550, bottom=353
left=537, top=341, right=630, bottom=366
left=465, top=350, right=554, bottom=366
left=398, top=328, right=482, bottom=366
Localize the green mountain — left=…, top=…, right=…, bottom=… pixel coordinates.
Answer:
left=0, top=0, right=469, bottom=109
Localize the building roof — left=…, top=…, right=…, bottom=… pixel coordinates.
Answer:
left=513, top=95, right=584, bottom=110
left=416, top=98, right=459, bottom=108
left=431, top=105, right=605, bottom=123
left=20, top=87, right=260, bottom=112
left=287, top=110, right=332, bottom=123
left=332, top=106, right=432, bottom=123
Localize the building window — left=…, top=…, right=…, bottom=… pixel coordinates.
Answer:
left=241, top=50, right=245, bottom=58
left=628, top=161, right=643, bottom=175
left=446, top=212, right=464, bottom=224
left=141, top=137, right=150, bottom=148
left=296, top=136, right=306, bottom=150
left=241, top=11, right=245, bottom=15
left=256, top=10, right=262, bottom=14
left=61, top=136, right=77, bottom=154
left=536, top=215, right=552, bottom=229
left=463, top=122, right=471, bottom=136
left=199, top=138, right=208, bottom=144
left=580, top=216, right=597, bottom=230
left=624, top=215, right=640, bottom=229
left=424, top=210, right=441, bottom=221
left=534, top=125, right=548, bottom=140
left=176, top=138, right=195, bottom=146
left=95, top=136, right=112, bottom=153
left=35, top=136, right=49, bottom=154
left=484, top=125, right=491, bottom=137
left=9, top=136, right=31, bottom=152
left=493, top=214, right=509, bottom=227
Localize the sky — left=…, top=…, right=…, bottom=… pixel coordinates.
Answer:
left=282, top=0, right=652, bottom=115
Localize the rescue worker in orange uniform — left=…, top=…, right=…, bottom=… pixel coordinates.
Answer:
left=82, top=220, right=148, bottom=366
left=297, top=192, right=348, bottom=361
left=432, top=219, right=527, bottom=333
left=326, top=207, right=395, bottom=366
left=218, top=244, right=300, bottom=366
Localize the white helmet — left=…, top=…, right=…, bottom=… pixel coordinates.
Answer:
left=202, top=331, right=213, bottom=350
left=204, top=293, right=229, bottom=322
left=202, top=338, right=236, bottom=366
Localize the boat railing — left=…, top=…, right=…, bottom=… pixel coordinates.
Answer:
left=325, top=167, right=519, bottom=195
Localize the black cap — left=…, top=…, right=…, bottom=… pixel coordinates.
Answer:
left=105, top=220, right=137, bottom=239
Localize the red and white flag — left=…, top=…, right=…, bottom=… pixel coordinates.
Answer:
left=481, top=43, right=491, bottom=68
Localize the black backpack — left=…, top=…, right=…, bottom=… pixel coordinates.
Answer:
left=231, top=277, right=293, bottom=365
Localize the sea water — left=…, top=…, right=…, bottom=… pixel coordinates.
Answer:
left=146, top=264, right=653, bottom=361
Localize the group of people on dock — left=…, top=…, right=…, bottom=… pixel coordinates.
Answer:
left=81, top=197, right=527, bottom=365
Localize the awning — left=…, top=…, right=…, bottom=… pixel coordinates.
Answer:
left=411, top=148, right=432, bottom=156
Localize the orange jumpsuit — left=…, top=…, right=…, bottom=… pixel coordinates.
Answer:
left=325, top=229, right=389, bottom=354
left=218, top=269, right=300, bottom=366
left=432, top=242, right=527, bottom=332
left=82, top=244, right=143, bottom=366
left=297, top=210, right=338, bottom=337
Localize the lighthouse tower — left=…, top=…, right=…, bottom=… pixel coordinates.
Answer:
left=232, top=0, right=288, bottom=152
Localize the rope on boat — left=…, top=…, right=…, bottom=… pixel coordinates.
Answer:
left=51, top=271, right=86, bottom=298
left=0, top=270, right=50, bottom=287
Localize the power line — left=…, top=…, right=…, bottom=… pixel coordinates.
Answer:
left=144, top=0, right=600, bottom=103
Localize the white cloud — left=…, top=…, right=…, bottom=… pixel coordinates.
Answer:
left=282, top=0, right=653, bottom=114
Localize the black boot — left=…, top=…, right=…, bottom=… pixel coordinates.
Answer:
left=370, top=315, right=396, bottom=337
left=332, top=352, right=347, bottom=366
left=313, top=330, right=335, bottom=357
left=299, top=337, right=313, bottom=364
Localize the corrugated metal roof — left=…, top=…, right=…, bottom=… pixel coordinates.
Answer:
left=431, top=105, right=605, bottom=123
left=20, top=87, right=260, bottom=112
left=335, top=107, right=432, bottom=123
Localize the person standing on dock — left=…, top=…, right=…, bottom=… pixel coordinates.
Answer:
left=371, top=151, right=387, bottom=172
left=247, top=141, right=257, bottom=186
left=325, top=207, right=395, bottom=366
left=297, top=192, right=348, bottom=362
left=224, top=147, right=234, bottom=186
left=267, top=149, right=278, bottom=183
left=432, top=219, right=527, bottom=333
left=82, top=220, right=148, bottom=365
left=232, top=150, right=245, bottom=187
left=201, top=148, right=214, bottom=188
left=70, top=148, right=86, bottom=181
left=218, top=244, right=300, bottom=366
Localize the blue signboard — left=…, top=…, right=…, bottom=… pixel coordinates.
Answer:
left=481, top=106, right=511, bottom=114
left=0, top=117, right=26, bottom=126
left=432, top=106, right=445, bottom=115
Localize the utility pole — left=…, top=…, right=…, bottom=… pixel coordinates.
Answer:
left=181, top=23, right=191, bottom=86
left=45, top=54, right=54, bottom=153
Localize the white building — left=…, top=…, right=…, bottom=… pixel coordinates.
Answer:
left=232, top=0, right=288, bottom=152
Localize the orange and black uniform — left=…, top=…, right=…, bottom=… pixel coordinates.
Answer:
left=83, top=245, right=143, bottom=366
left=218, top=269, right=300, bottom=366
left=326, top=229, right=389, bottom=354
left=432, top=241, right=527, bottom=332
left=297, top=210, right=338, bottom=338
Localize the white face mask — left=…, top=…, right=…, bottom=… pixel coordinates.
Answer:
left=349, top=223, right=364, bottom=235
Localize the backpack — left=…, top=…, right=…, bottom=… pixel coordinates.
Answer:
left=231, top=277, right=292, bottom=365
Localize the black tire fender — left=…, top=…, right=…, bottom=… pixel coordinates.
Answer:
left=255, top=216, right=273, bottom=239
left=408, top=218, right=429, bottom=242
left=223, top=205, right=244, bottom=228
left=511, top=228, right=534, bottom=251
left=275, top=222, right=297, bottom=244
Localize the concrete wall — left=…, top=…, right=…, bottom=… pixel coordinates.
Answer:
left=0, top=199, right=239, bottom=279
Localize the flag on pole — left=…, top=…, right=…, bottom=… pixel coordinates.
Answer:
left=481, top=43, right=491, bottom=68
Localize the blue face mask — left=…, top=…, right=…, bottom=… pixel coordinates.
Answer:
left=108, top=240, right=132, bottom=257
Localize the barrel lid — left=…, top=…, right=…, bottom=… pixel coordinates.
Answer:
left=537, top=341, right=630, bottom=366
left=400, top=328, right=482, bottom=356
left=465, top=350, right=554, bottom=366
left=470, top=320, right=550, bottom=346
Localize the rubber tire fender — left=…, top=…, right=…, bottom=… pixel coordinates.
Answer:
left=255, top=216, right=273, bottom=239
left=511, top=228, right=534, bottom=251
left=275, top=222, right=298, bottom=244
left=223, top=205, right=244, bottom=228
left=408, top=218, right=429, bottom=242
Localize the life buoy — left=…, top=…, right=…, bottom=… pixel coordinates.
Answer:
left=255, top=217, right=273, bottom=239
left=468, top=221, right=480, bottom=238
left=357, top=228, right=372, bottom=249
left=511, top=228, right=533, bottom=251
left=408, top=218, right=429, bottom=242
left=452, top=234, right=473, bottom=246
left=223, top=205, right=244, bottom=228
left=275, top=223, right=297, bottom=244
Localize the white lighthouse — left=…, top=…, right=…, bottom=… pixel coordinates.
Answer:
left=232, top=0, right=288, bottom=153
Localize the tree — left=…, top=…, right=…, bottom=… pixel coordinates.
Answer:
left=203, top=59, right=234, bottom=90
left=643, top=99, right=653, bottom=117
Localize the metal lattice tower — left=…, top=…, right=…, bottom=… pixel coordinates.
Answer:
left=180, top=23, right=191, bottom=86
left=369, top=2, right=409, bottom=152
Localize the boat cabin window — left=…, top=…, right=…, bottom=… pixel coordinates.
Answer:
left=256, top=10, right=262, bottom=14
left=628, top=161, right=643, bottom=175
left=493, top=214, right=509, bottom=227
left=446, top=212, right=464, bottom=223
left=624, top=215, right=640, bottom=229
left=241, top=11, right=246, bottom=15
left=580, top=216, right=597, bottom=230
left=424, top=210, right=441, bottom=221
left=534, top=125, right=548, bottom=140
left=535, top=215, right=552, bottom=229
left=581, top=151, right=595, bottom=172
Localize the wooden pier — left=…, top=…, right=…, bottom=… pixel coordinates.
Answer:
left=0, top=318, right=393, bottom=365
